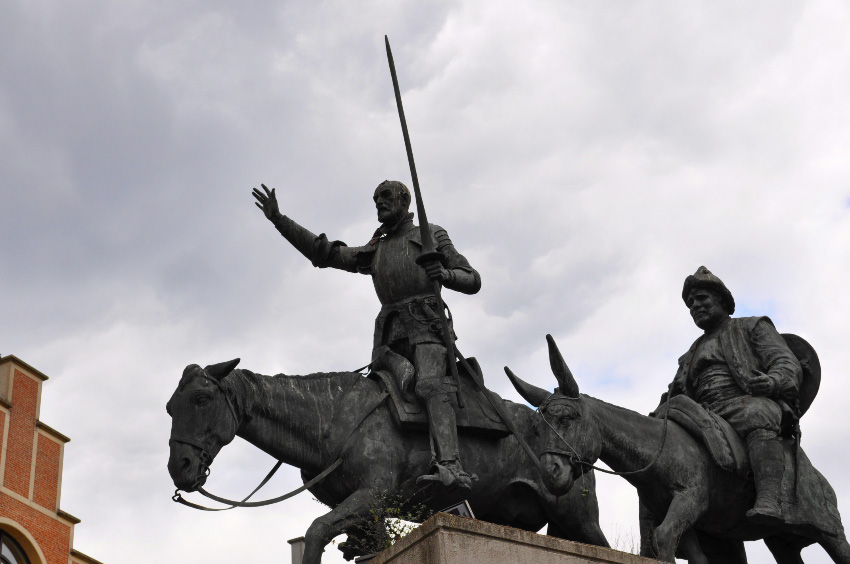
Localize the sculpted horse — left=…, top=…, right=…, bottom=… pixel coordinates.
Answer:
left=167, top=359, right=609, bottom=564
left=505, top=335, right=850, bottom=564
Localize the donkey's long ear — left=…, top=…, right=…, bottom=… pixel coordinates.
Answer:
left=205, top=358, right=241, bottom=381
left=546, top=335, right=579, bottom=397
left=504, top=366, right=551, bottom=407
left=182, top=364, right=201, bottom=379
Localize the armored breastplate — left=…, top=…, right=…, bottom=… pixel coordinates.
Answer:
left=371, top=227, right=433, bottom=305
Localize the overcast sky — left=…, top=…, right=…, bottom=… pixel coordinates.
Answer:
left=2, top=1, right=849, bottom=563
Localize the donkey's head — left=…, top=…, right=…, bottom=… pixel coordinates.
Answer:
left=167, top=359, right=241, bottom=491
left=505, top=335, right=602, bottom=496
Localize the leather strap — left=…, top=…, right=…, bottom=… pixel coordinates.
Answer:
left=173, top=458, right=341, bottom=511
left=173, top=383, right=388, bottom=511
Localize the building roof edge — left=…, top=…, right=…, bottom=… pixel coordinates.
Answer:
left=57, top=509, right=82, bottom=524
left=0, top=355, right=50, bottom=381
left=71, top=549, right=105, bottom=564
left=36, top=420, right=71, bottom=443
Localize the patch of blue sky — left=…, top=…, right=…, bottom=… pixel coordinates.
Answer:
left=735, top=300, right=778, bottom=320
left=736, top=299, right=798, bottom=331
left=585, top=367, right=634, bottom=393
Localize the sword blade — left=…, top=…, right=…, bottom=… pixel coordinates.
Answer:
left=385, top=35, right=435, bottom=254
left=384, top=36, right=543, bottom=473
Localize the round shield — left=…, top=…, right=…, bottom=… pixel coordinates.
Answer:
left=781, top=333, right=821, bottom=417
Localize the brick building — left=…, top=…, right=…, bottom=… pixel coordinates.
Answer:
left=0, top=355, right=102, bottom=564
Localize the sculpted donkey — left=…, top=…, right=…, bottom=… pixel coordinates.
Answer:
left=167, top=359, right=608, bottom=564
left=506, top=335, right=850, bottom=564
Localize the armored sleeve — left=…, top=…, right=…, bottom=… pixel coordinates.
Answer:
left=272, top=214, right=373, bottom=274
left=751, top=318, right=802, bottom=402
left=432, top=225, right=481, bottom=295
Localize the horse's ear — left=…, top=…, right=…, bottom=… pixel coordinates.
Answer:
left=546, top=334, right=579, bottom=397
left=504, top=366, right=550, bottom=407
left=205, top=359, right=241, bottom=381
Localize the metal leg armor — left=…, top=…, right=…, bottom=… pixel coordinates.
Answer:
left=416, top=393, right=473, bottom=492
left=413, top=344, right=475, bottom=492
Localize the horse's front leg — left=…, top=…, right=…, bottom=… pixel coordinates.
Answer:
left=303, top=487, right=374, bottom=564
left=653, top=489, right=708, bottom=562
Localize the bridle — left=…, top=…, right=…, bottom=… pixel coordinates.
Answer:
left=169, top=368, right=343, bottom=511
left=168, top=370, right=241, bottom=491
left=169, top=366, right=379, bottom=511
left=535, top=394, right=671, bottom=477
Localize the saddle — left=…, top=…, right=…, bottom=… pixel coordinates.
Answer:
left=368, top=346, right=510, bottom=438
left=658, top=394, right=749, bottom=475
left=657, top=395, right=843, bottom=537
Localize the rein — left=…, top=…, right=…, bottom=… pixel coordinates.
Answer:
left=171, top=368, right=386, bottom=511
left=173, top=458, right=342, bottom=511
left=537, top=396, right=671, bottom=477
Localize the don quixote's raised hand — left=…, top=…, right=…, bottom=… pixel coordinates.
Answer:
left=252, top=184, right=281, bottom=221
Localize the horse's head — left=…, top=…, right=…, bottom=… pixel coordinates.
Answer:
left=505, top=335, right=601, bottom=496
left=167, top=359, right=241, bottom=491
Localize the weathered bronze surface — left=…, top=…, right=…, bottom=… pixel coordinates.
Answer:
left=505, top=269, right=850, bottom=564
left=164, top=177, right=613, bottom=564
left=167, top=360, right=608, bottom=564
left=253, top=180, right=481, bottom=491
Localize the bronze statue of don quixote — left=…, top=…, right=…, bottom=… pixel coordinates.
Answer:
left=166, top=38, right=849, bottom=564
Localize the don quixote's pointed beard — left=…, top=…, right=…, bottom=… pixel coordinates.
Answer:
left=167, top=360, right=241, bottom=491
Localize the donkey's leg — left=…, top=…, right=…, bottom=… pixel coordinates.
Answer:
left=303, top=488, right=375, bottom=564
left=548, top=519, right=610, bottom=548
left=545, top=473, right=610, bottom=548
left=639, top=498, right=660, bottom=558
left=676, top=529, right=709, bottom=564
left=819, top=531, right=850, bottom=564
left=695, top=531, right=747, bottom=564
left=653, top=489, right=708, bottom=562
left=764, top=535, right=804, bottom=564
left=575, top=521, right=610, bottom=548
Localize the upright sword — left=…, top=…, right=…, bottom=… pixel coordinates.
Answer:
left=385, top=36, right=543, bottom=472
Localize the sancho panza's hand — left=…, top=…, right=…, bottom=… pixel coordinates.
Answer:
left=749, top=369, right=776, bottom=397
left=252, top=184, right=282, bottom=221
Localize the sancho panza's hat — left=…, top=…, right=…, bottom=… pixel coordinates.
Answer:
left=682, top=266, right=735, bottom=314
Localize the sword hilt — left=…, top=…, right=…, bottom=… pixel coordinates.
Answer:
left=415, top=251, right=445, bottom=266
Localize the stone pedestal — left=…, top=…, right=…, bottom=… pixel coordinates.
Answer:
left=369, top=513, right=655, bottom=564
left=288, top=536, right=305, bottom=564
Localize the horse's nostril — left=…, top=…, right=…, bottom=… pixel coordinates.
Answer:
left=168, top=456, right=192, bottom=476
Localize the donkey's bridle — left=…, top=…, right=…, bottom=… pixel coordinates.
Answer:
left=535, top=395, right=671, bottom=477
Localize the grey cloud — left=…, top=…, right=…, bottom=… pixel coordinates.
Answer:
left=3, top=1, right=850, bottom=563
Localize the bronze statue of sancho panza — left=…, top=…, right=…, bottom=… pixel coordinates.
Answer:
left=666, top=266, right=802, bottom=524
left=252, top=180, right=480, bottom=491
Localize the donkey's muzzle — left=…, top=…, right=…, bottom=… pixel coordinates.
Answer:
left=539, top=452, right=575, bottom=496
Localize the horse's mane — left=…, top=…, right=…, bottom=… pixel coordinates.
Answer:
left=223, top=368, right=363, bottom=419
left=279, top=371, right=363, bottom=382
